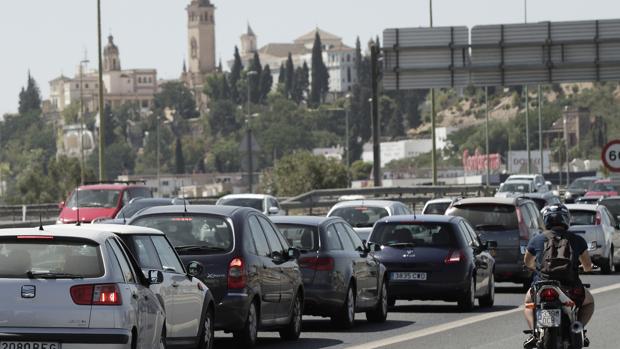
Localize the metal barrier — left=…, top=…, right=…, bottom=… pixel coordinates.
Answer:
left=0, top=204, right=59, bottom=223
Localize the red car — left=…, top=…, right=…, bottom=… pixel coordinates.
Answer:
left=57, top=181, right=152, bottom=224
left=584, top=179, right=620, bottom=198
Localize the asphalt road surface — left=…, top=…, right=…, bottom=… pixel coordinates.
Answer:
left=214, top=273, right=620, bottom=349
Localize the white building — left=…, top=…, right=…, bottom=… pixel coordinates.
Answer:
left=313, top=146, right=344, bottom=161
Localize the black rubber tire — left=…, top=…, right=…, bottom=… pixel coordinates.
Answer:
left=366, top=280, right=388, bottom=323
left=279, top=294, right=302, bottom=341
left=600, top=256, right=614, bottom=275
left=197, top=306, right=214, bottom=349
left=388, top=298, right=396, bottom=308
left=457, top=276, right=476, bottom=312
left=331, top=285, right=356, bottom=329
left=159, top=326, right=166, bottom=349
left=542, top=328, right=559, bottom=349
left=478, top=273, right=495, bottom=308
left=233, top=301, right=258, bottom=347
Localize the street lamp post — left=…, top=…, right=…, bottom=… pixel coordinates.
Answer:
left=79, top=57, right=89, bottom=184
left=345, top=94, right=351, bottom=187
left=246, top=71, right=258, bottom=193
left=97, top=0, right=105, bottom=181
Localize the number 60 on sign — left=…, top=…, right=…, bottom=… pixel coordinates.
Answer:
left=602, top=140, right=620, bottom=172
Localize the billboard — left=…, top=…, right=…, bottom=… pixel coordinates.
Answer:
left=508, top=151, right=551, bottom=174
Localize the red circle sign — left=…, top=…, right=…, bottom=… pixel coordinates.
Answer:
left=602, top=140, right=620, bottom=172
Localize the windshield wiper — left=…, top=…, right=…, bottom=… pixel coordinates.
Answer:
left=26, top=271, right=84, bottom=279
left=385, top=242, right=417, bottom=248
left=175, top=245, right=227, bottom=252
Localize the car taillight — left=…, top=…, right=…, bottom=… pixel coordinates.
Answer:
left=539, top=288, right=559, bottom=302
left=595, top=211, right=602, bottom=225
left=228, top=257, right=247, bottom=289
left=516, top=208, right=530, bottom=241
left=298, top=257, right=334, bottom=271
left=70, top=284, right=122, bottom=306
left=444, top=250, right=463, bottom=264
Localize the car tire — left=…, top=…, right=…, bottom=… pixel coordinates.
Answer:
left=457, top=276, right=476, bottom=312
left=388, top=298, right=396, bottom=308
left=332, top=285, right=356, bottom=329
left=197, top=306, right=214, bottom=349
left=478, top=273, right=495, bottom=308
left=159, top=326, right=166, bottom=349
left=233, top=300, right=258, bottom=347
left=366, top=280, right=388, bottom=323
left=279, top=293, right=302, bottom=341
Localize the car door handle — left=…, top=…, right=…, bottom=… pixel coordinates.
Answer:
left=172, top=283, right=180, bottom=288
left=132, top=293, right=138, bottom=300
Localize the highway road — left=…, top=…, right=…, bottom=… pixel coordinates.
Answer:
left=214, top=273, right=620, bottom=349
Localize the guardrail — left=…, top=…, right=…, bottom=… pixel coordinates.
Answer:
left=280, top=185, right=495, bottom=215
left=0, top=204, right=59, bottom=223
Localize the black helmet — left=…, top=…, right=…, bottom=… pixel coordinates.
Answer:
left=541, top=204, right=571, bottom=230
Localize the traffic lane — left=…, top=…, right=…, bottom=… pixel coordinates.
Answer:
left=213, top=274, right=619, bottom=349
left=380, top=281, right=620, bottom=349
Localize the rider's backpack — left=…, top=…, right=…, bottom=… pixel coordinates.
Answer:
left=539, top=231, right=576, bottom=284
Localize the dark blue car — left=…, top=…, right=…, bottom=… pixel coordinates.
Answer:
left=368, top=215, right=496, bottom=311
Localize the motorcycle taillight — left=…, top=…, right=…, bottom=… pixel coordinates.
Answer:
left=540, top=288, right=559, bottom=302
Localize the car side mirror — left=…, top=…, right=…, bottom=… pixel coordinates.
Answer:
left=486, top=240, right=498, bottom=249
left=546, top=181, right=552, bottom=187
left=58, top=201, right=65, bottom=209
left=187, top=261, right=204, bottom=278
left=268, top=207, right=280, bottom=215
left=148, top=270, right=164, bottom=285
left=366, top=241, right=381, bottom=252
left=287, top=248, right=300, bottom=260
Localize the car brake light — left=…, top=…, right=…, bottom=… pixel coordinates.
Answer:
left=70, top=284, right=122, bottom=306
left=299, top=257, right=334, bottom=271
left=515, top=208, right=530, bottom=241
left=228, top=258, right=247, bottom=289
left=540, top=288, right=559, bottom=302
left=595, top=211, right=601, bottom=225
left=17, top=235, right=54, bottom=240
left=444, top=250, right=463, bottom=264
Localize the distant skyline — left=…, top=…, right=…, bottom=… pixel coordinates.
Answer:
left=2, top=0, right=620, bottom=115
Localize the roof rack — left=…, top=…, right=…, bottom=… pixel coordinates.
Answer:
left=84, top=180, right=147, bottom=185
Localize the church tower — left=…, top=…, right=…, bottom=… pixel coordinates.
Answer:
left=187, top=0, right=216, bottom=76
left=240, top=24, right=257, bottom=56
left=103, top=35, right=121, bottom=72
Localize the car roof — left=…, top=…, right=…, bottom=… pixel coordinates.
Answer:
left=566, top=204, right=600, bottom=212
left=573, top=176, right=599, bottom=182
left=378, top=214, right=459, bottom=224
left=270, top=215, right=340, bottom=226
left=0, top=226, right=116, bottom=243
left=453, top=197, right=519, bottom=206
left=219, top=194, right=272, bottom=200
left=131, top=204, right=247, bottom=218
left=330, top=200, right=402, bottom=209
left=129, top=198, right=180, bottom=204
left=507, top=174, right=537, bottom=179
left=593, top=178, right=620, bottom=184
left=77, top=183, right=145, bottom=190
left=425, top=197, right=457, bottom=204
left=46, top=224, right=165, bottom=236
left=600, top=196, right=620, bottom=201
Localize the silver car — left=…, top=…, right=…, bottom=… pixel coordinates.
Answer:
left=0, top=226, right=166, bottom=348
left=327, top=200, right=412, bottom=241
left=216, top=193, right=284, bottom=216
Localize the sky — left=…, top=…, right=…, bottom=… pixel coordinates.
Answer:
left=1, top=0, right=619, bottom=115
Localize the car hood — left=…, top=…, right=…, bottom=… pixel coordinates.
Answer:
left=585, top=191, right=618, bottom=197
left=58, top=207, right=118, bottom=223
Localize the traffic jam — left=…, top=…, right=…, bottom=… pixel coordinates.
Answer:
left=1, top=176, right=619, bottom=349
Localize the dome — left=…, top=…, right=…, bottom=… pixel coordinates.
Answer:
left=104, top=35, right=119, bottom=55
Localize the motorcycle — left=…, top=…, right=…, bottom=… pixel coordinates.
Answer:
left=525, top=280, right=589, bottom=349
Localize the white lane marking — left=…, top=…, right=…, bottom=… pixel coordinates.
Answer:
left=347, top=282, right=620, bottom=349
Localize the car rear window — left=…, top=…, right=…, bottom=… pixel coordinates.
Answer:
left=569, top=179, right=595, bottom=190
left=218, top=198, right=264, bottom=211
left=423, top=202, right=451, bottom=215
left=330, top=206, right=389, bottom=228
left=275, top=224, right=318, bottom=252
left=131, top=214, right=234, bottom=254
left=447, top=204, right=518, bottom=230
left=67, top=189, right=121, bottom=208
left=569, top=210, right=596, bottom=226
left=500, top=182, right=531, bottom=193
left=0, top=237, right=103, bottom=278
left=590, top=182, right=620, bottom=192
left=600, top=199, right=620, bottom=218
left=370, top=222, right=458, bottom=248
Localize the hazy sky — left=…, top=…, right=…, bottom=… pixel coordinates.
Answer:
left=1, top=0, right=619, bottom=115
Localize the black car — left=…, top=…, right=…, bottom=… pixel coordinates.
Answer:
left=599, top=196, right=620, bottom=222
left=93, top=197, right=189, bottom=224
left=129, top=205, right=304, bottom=347
left=368, top=215, right=496, bottom=311
left=565, top=177, right=599, bottom=203
left=447, top=197, right=543, bottom=288
left=271, top=216, right=389, bottom=328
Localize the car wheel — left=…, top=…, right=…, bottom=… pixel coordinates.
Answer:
left=158, top=326, right=166, bottom=349
left=279, top=293, right=302, bottom=340
left=332, top=285, right=356, bottom=329
left=198, top=306, right=214, bottom=349
left=366, top=280, right=388, bottom=323
left=478, top=273, right=495, bottom=308
left=388, top=298, right=396, bottom=308
left=457, top=276, right=476, bottom=312
left=233, top=301, right=258, bottom=347
left=601, top=246, right=614, bottom=275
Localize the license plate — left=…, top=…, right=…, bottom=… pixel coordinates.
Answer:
left=537, top=309, right=561, bottom=328
left=391, top=272, right=427, bottom=281
left=0, top=343, right=60, bottom=349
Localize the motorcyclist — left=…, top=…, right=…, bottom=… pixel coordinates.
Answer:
left=522, top=204, right=594, bottom=348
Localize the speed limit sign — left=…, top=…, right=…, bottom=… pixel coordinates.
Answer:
left=602, top=140, right=620, bottom=172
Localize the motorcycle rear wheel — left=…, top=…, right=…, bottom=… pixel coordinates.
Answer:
left=541, top=328, right=560, bottom=349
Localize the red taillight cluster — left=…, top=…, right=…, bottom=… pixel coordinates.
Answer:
left=539, top=288, right=559, bottom=302
left=228, top=258, right=247, bottom=289
left=298, top=257, right=335, bottom=271
left=70, top=284, right=122, bottom=306
left=516, top=208, right=530, bottom=241
left=595, top=211, right=602, bottom=225
left=444, top=250, right=464, bottom=264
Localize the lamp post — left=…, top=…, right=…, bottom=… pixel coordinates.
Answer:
left=246, top=71, right=258, bottom=193
left=97, top=0, right=105, bottom=181
left=79, top=57, right=89, bottom=184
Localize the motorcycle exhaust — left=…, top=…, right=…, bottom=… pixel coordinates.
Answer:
left=571, top=321, right=584, bottom=334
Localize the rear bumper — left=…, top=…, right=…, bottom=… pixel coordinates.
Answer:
left=387, top=280, right=468, bottom=301
left=0, top=328, right=130, bottom=345
left=214, top=292, right=252, bottom=331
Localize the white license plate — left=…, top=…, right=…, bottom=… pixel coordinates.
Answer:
left=0, top=343, right=60, bottom=349
left=537, top=309, right=561, bottom=328
left=391, top=272, right=427, bottom=281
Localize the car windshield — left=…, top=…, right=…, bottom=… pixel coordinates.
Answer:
left=116, top=200, right=171, bottom=219
left=218, top=198, right=264, bottom=211
left=590, top=182, right=620, bottom=192
left=67, top=189, right=121, bottom=208
left=0, top=239, right=103, bottom=279
left=423, top=202, right=451, bottom=215
left=500, top=183, right=531, bottom=193
left=370, top=223, right=458, bottom=248
left=569, top=179, right=595, bottom=190
left=569, top=210, right=596, bottom=226
left=131, top=214, right=234, bottom=254
left=600, top=199, right=620, bottom=218
left=330, top=206, right=389, bottom=228
left=275, top=224, right=319, bottom=252
left=447, top=204, right=518, bottom=230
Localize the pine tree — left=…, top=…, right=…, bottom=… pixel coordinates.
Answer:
left=291, top=63, right=310, bottom=104
left=278, top=63, right=286, bottom=84
left=229, top=46, right=244, bottom=104
left=249, top=52, right=263, bottom=104
left=260, top=65, right=273, bottom=103
left=310, top=32, right=329, bottom=107
left=284, top=53, right=295, bottom=99
left=175, top=137, right=185, bottom=174
left=18, top=72, right=42, bottom=115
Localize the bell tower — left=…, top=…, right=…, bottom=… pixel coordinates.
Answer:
left=187, top=0, right=216, bottom=76
left=103, top=35, right=121, bottom=72
left=240, top=24, right=257, bottom=56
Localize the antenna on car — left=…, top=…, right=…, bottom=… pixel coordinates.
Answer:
left=38, top=212, right=44, bottom=231
left=413, top=202, right=417, bottom=220
left=75, top=187, right=81, bottom=226
left=183, top=195, right=188, bottom=214
left=122, top=210, right=127, bottom=224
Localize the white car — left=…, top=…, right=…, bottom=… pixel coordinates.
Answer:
left=216, top=193, right=284, bottom=216
left=68, top=224, right=215, bottom=349
left=327, top=200, right=412, bottom=241
left=422, top=197, right=459, bottom=215
left=0, top=226, right=166, bottom=348
left=506, top=174, right=551, bottom=193
left=495, top=180, right=535, bottom=198
left=566, top=204, right=617, bottom=274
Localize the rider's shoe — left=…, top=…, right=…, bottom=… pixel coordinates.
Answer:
left=523, top=334, right=537, bottom=349
left=583, top=335, right=590, bottom=347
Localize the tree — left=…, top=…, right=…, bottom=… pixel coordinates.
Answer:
left=229, top=46, right=244, bottom=104
left=249, top=52, right=263, bottom=104
left=206, top=137, right=241, bottom=173
left=350, top=160, right=373, bottom=180
left=284, top=53, right=295, bottom=99
left=18, top=72, right=42, bottom=115
left=291, top=64, right=309, bottom=104
left=310, top=33, right=329, bottom=106
left=380, top=96, right=404, bottom=139
left=175, top=137, right=186, bottom=174
left=153, top=81, right=198, bottom=119
left=208, top=100, right=240, bottom=137
left=204, top=73, right=231, bottom=102
left=260, top=65, right=273, bottom=103
left=278, top=63, right=286, bottom=85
